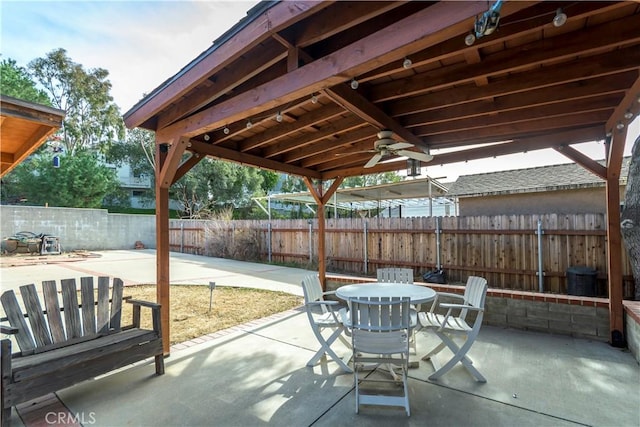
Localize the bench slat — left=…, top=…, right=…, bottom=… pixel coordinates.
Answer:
left=110, top=278, right=124, bottom=332
left=0, top=290, right=36, bottom=352
left=61, top=279, right=82, bottom=339
left=19, top=285, right=52, bottom=348
left=80, top=277, right=97, bottom=335
left=97, top=277, right=110, bottom=334
left=42, top=280, right=66, bottom=343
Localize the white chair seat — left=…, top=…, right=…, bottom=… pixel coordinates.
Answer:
left=419, top=311, right=471, bottom=332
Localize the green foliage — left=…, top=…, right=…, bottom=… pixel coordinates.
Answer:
left=342, top=172, right=401, bottom=187
left=173, top=158, right=271, bottom=218
left=0, top=58, right=50, bottom=104
left=28, top=48, right=125, bottom=155
left=1, top=150, right=120, bottom=208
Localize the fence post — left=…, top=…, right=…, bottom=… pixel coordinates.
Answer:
left=308, top=219, right=313, bottom=263
left=436, top=216, right=442, bottom=270
left=363, top=221, right=369, bottom=275
left=180, top=221, right=184, bottom=253
left=268, top=222, right=272, bottom=263
left=536, top=219, right=545, bottom=292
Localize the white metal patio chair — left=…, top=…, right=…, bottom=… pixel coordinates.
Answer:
left=350, top=296, right=412, bottom=416
left=301, top=274, right=352, bottom=373
left=418, top=276, right=488, bottom=382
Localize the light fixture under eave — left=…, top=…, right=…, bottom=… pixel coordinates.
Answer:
left=203, top=134, right=210, bottom=141
left=465, top=0, right=503, bottom=45
left=623, top=110, right=634, bottom=120
left=465, top=32, right=476, bottom=46
left=553, top=8, right=567, bottom=27
left=407, top=158, right=421, bottom=177
left=616, top=121, right=625, bottom=130
left=275, top=111, right=283, bottom=122
left=311, top=93, right=318, bottom=104
left=223, top=126, right=230, bottom=135
left=402, top=57, right=412, bottom=69
left=350, top=78, right=359, bottom=90
left=246, top=120, right=253, bottom=129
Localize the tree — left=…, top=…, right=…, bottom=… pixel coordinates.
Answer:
left=1, top=150, right=121, bottom=208
left=0, top=58, right=50, bottom=104
left=621, top=134, right=640, bottom=300
left=28, top=48, right=124, bottom=155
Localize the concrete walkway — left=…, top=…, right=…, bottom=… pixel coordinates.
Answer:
left=2, top=250, right=639, bottom=426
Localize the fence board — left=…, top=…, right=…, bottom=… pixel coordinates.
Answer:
left=168, top=213, right=634, bottom=297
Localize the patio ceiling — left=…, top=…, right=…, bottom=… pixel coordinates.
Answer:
left=0, top=95, right=64, bottom=178
left=124, top=1, right=640, bottom=185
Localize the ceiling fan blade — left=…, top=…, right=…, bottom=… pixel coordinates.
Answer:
left=396, top=150, right=434, bottom=162
left=364, top=153, right=383, bottom=168
left=388, top=142, right=413, bottom=150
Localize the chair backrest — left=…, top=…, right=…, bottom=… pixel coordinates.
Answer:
left=350, top=297, right=410, bottom=354
left=301, top=274, right=327, bottom=313
left=377, top=268, right=414, bottom=284
left=460, top=276, right=488, bottom=322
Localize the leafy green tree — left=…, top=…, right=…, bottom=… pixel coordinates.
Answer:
left=1, top=150, right=121, bottom=208
left=0, top=58, right=50, bottom=104
left=28, top=48, right=124, bottom=155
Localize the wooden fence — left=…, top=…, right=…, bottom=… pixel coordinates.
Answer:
left=169, top=214, right=634, bottom=298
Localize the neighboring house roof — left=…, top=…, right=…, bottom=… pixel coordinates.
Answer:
left=0, top=95, right=65, bottom=177
left=448, top=157, right=631, bottom=198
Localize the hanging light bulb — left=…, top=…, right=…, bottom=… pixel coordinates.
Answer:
left=311, top=93, right=318, bottom=104
left=203, top=134, right=210, bottom=141
left=553, top=8, right=567, bottom=27
left=275, top=111, right=283, bottom=122
left=350, top=78, right=359, bottom=90
left=246, top=120, right=253, bottom=129
left=465, top=32, right=476, bottom=46
left=402, top=57, right=412, bottom=69
left=616, top=121, right=625, bottom=130
left=223, top=126, right=230, bottom=135
left=623, top=110, right=633, bottom=120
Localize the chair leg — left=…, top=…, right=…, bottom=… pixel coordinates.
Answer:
left=307, top=328, right=353, bottom=373
left=421, top=341, right=446, bottom=361
left=428, top=332, right=486, bottom=382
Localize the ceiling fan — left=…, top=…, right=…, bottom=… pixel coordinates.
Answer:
left=363, top=130, right=433, bottom=168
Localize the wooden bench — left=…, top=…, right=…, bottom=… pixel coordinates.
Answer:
left=1, top=277, right=164, bottom=424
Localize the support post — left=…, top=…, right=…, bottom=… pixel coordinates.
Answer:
left=156, top=143, right=171, bottom=355
left=536, top=219, right=544, bottom=293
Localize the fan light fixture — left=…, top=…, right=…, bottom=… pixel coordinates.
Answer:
left=350, top=78, right=359, bottom=90
left=407, top=159, right=421, bottom=177
left=553, top=8, right=567, bottom=27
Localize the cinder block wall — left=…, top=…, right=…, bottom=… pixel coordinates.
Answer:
left=0, top=206, right=156, bottom=251
left=624, top=302, right=640, bottom=364
left=327, top=276, right=612, bottom=342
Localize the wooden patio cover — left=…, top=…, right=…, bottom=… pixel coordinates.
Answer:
left=124, top=1, right=640, bottom=353
left=0, top=95, right=65, bottom=177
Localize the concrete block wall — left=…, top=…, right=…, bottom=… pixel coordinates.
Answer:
left=0, top=206, right=156, bottom=251
left=623, top=302, right=640, bottom=364
left=327, top=276, right=612, bottom=342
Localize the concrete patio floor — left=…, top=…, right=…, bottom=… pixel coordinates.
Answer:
left=3, top=250, right=639, bottom=426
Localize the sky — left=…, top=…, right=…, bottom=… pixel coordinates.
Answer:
left=1, top=0, right=637, bottom=182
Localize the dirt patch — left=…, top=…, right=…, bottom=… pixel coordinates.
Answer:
left=122, top=285, right=303, bottom=345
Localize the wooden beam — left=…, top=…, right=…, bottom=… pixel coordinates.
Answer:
left=155, top=143, right=171, bottom=356
left=124, top=1, right=330, bottom=128
left=369, top=13, right=640, bottom=103
left=189, top=140, right=321, bottom=179
left=324, top=84, right=427, bottom=151
left=605, top=126, right=627, bottom=347
left=390, top=45, right=640, bottom=117
left=172, top=151, right=204, bottom=185
left=605, top=73, right=640, bottom=132
left=156, top=135, right=189, bottom=189
left=156, top=1, right=489, bottom=139
left=553, top=145, right=607, bottom=180
left=321, top=177, right=344, bottom=205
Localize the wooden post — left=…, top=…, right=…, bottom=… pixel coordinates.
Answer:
left=605, top=129, right=626, bottom=348
left=156, top=143, right=171, bottom=355
left=317, top=202, right=326, bottom=289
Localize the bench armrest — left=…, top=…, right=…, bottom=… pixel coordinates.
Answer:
left=439, top=302, right=483, bottom=312
left=126, top=299, right=161, bottom=309
left=1, top=325, right=18, bottom=335
left=428, top=292, right=465, bottom=313
left=125, top=299, right=162, bottom=333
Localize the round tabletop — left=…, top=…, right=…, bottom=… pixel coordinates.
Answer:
left=336, top=282, right=436, bottom=304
